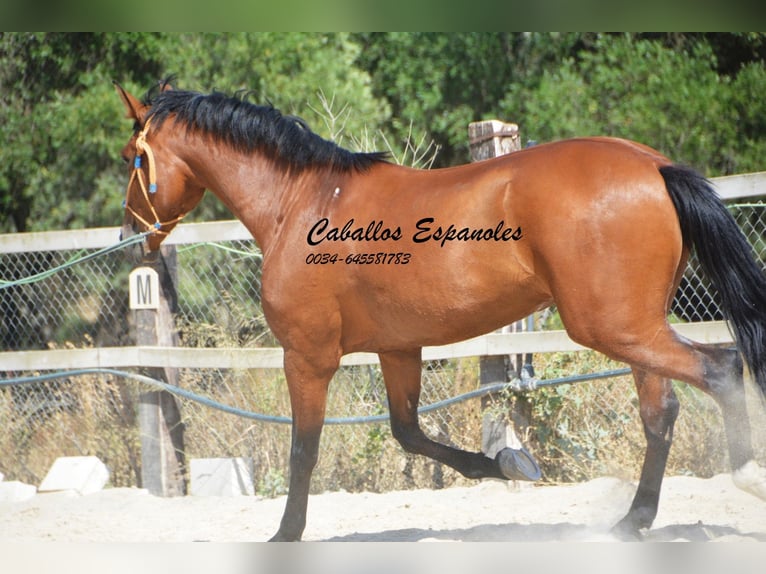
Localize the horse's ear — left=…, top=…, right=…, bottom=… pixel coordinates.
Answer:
left=113, top=81, right=148, bottom=123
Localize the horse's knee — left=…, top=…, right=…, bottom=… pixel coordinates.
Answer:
left=390, top=420, right=426, bottom=455
left=289, top=429, right=322, bottom=472
left=291, top=444, right=319, bottom=470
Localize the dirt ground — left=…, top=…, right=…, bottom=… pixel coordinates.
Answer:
left=1, top=472, right=764, bottom=543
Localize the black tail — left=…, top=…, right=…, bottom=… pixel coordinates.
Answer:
left=661, top=164, right=766, bottom=398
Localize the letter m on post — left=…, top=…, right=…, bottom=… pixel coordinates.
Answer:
left=129, top=267, right=160, bottom=310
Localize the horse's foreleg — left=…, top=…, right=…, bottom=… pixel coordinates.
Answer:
left=270, top=349, right=336, bottom=542
left=613, top=368, right=679, bottom=539
left=379, top=349, right=537, bottom=481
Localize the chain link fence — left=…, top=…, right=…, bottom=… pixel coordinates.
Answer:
left=2, top=201, right=765, bottom=494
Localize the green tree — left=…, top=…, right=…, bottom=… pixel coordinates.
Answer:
left=3, top=33, right=765, bottom=234
left=355, top=33, right=766, bottom=174
left=355, top=32, right=509, bottom=166
left=0, top=33, right=391, bottom=231
left=153, top=32, right=391, bottom=221
left=354, top=32, right=594, bottom=166
left=157, top=33, right=389, bottom=137
left=510, top=34, right=766, bottom=175
left=0, top=32, right=165, bottom=233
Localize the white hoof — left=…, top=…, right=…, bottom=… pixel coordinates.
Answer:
left=732, top=460, right=766, bottom=500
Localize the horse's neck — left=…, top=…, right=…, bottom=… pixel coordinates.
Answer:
left=195, top=150, right=324, bottom=253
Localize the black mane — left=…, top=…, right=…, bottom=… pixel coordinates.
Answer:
left=144, top=87, right=388, bottom=173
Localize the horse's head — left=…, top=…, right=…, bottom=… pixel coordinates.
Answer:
left=114, top=81, right=206, bottom=252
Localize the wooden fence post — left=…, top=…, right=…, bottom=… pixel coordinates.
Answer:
left=468, top=120, right=520, bottom=161
left=468, top=120, right=531, bottom=460
left=129, top=245, right=186, bottom=496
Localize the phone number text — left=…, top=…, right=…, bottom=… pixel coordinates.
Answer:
left=305, top=252, right=411, bottom=265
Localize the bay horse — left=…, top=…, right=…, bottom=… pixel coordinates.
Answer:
left=115, top=80, right=766, bottom=541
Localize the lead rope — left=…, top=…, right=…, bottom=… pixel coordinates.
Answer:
left=123, top=118, right=185, bottom=235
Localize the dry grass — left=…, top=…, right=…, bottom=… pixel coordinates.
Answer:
left=500, top=351, right=763, bottom=484
left=2, top=348, right=764, bottom=495
left=0, top=368, right=141, bottom=487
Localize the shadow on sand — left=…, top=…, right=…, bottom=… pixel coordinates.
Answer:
left=323, top=520, right=766, bottom=542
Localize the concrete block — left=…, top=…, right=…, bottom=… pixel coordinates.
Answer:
left=190, top=458, right=254, bottom=497
left=38, top=456, right=109, bottom=495
left=0, top=481, right=37, bottom=503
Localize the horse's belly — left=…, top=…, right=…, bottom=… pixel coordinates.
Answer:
left=340, top=279, right=552, bottom=353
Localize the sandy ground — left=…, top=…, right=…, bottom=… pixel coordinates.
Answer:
left=0, top=473, right=764, bottom=543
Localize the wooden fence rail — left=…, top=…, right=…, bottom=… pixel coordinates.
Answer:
left=1, top=321, right=733, bottom=372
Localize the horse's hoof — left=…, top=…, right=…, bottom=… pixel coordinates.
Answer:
left=610, top=518, right=644, bottom=541
left=268, top=530, right=301, bottom=542
left=733, top=460, right=766, bottom=500
left=496, top=447, right=541, bottom=481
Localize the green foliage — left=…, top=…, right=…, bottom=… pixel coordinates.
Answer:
left=2, top=33, right=765, bottom=234
left=159, top=33, right=392, bottom=222
left=505, top=34, right=766, bottom=175
left=0, top=33, right=165, bottom=232
left=355, top=32, right=518, bottom=166
left=157, top=33, right=390, bottom=143
left=352, top=425, right=389, bottom=466
left=256, top=468, right=287, bottom=498
left=0, top=32, right=390, bottom=231
left=500, top=349, right=727, bottom=483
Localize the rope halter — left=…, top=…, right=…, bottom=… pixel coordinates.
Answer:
left=123, top=118, right=185, bottom=235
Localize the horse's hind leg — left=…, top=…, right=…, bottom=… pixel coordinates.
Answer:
left=641, top=342, right=766, bottom=499
left=379, top=349, right=537, bottom=481
left=700, top=344, right=766, bottom=500
left=595, top=333, right=764, bottom=538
